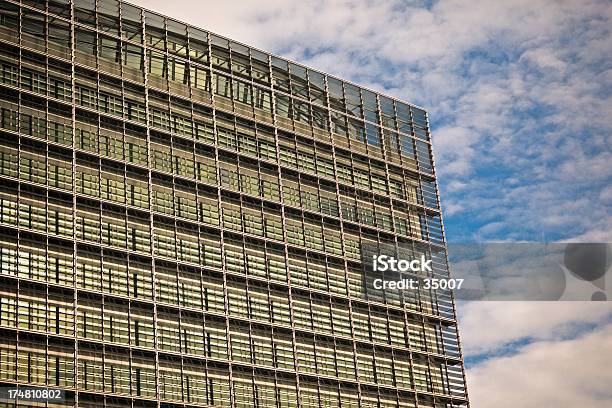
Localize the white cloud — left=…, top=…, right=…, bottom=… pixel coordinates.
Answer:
left=446, top=180, right=468, bottom=192
left=442, top=200, right=464, bottom=216
left=457, top=301, right=612, bottom=356
left=564, top=221, right=612, bottom=242
left=599, top=185, right=612, bottom=204
left=466, top=322, right=612, bottom=408
left=476, top=221, right=506, bottom=236
left=431, top=126, right=479, bottom=176
left=520, top=47, right=567, bottom=73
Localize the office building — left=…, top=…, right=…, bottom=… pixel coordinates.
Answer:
left=0, top=0, right=469, bottom=406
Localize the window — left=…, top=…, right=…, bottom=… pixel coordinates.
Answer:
left=158, top=314, right=181, bottom=352
left=189, top=35, right=209, bottom=64
left=261, top=170, right=279, bottom=200
left=362, top=90, right=379, bottom=123
left=0, top=191, right=17, bottom=226
left=17, top=343, right=45, bottom=384
left=47, top=202, right=73, bottom=238
left=234, top=79, right=252, bottom=105
left=126, top=175, right=149, bottom=208
left=0, top=2, right=19, bottom=31
left=101, top=170, right=125, bottom=204
left=275, top=94, right=291, bottom=119
left=293, top=100, right=310, bottom=124
left=128, top=261, right=153, bottom=300
left=132, top=357, right=156, bottom=397
left=147, top=50, right=166, bottom=78
left=315, top=343, right=335, bottom=377
left=296, top=338, right=316, bottom=374
left=102, top=257, right=129, bottom=296
left=273, top=334, right=294, bottom=369
left=79, top=350, right=104, bottom=391
left=181, top=317, right=205, bottom=355
left=99, top=92, right=123, bottom=117
left=214, top=73, right=231, bottom=98
left=126, top=100, right=146, bottom=123
left=77, top=86, right=97, bottom=109
left=202, top=274, right=225, bottom=313
left=357, top=348, right=375, bottom=383
left=77, top=300, right=103, bottom=340
left=151, top=142, right=172, bottom=173
left=176, top=228, right=199, bottom=264
left=99, top=36, right=120, bottom=63
left=19, top=150, right=46, bottom=185
left=1, top=107, right=18, bottom=132
left=312, top=106, right=328, bottom=130
left=211, top=37, right=230, bottom=70
left=270, top=290, right=290, bottom=326
left=239, top=167, right=259, bottom=196
left=285, top=218, right=304, bottom=246
left=311, top=299, right=331, bottom=333
left=416, top=139, right=433, bottom=174
left=159, top=362, right=182, bottom=401
left=131, top=308, right=155, bottom=348
left=366, top=123, right=381, bottom=148
left=127, top=216, right=152, bottom=253
left=348, top=119, right=365, bottom=143
left=76, top=28, right=96, bottom=56
left=227, top=281, right=248, bottom=318
left=200, top=232, right=222, bottom=269
left=156, top=268, right=179, bottom=305
left=77, top=166, right=100, bottom=197
left=48, top=115, right=73, bottom=144
left=254, top=87, right=272, bottom=114
left=190, top=65, right=211, bottom=92
left=345, top=84, right=362, bottom=118
left=263, top=212, right=283, bottom=241
left=252, top=52, right=270, bottom=84
left=76, top=251, right=102, bottom=291
left=304, top=220, right=323, bottom=251
left=104, top=352, right=131, bottom=394
left=272, top=58, right=290, bottom=92
left=169, top=57, right=188, bottom=84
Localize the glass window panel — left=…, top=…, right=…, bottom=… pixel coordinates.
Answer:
left=167, top=20, right=188, bottom=57
left=345, top=84, right=362, bottom=118
left=328, top=77, right=345, bottom=111
left=189, top=27, right=209, bottom=64
left=251, top=50, right=270, bottom=84
left=366, top=123, right=381, bottom=148
left=75, top=0, right=96, bottom=26
left=99, top=35, right=121, bottom=63
left=380, top=96, right=396, bottom=129
left=210, top=34, right=230, bottom=71
left=97, top=0, right=120, bottom=35
left=121, top=3, right=142, bottom=42
left=271, top=57, right=290, bottom=92
left=362, top=89, right=379, bottom=123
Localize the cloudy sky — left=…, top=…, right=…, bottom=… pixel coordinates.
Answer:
left=131, top=0, right=612, bottom=406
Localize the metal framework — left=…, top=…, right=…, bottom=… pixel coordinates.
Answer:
left=0, top=0, right=469, bottom=407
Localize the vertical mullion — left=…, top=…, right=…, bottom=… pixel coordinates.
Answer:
left=207, top=29, right=236, bottom=408
left=66, top=1, right=80, bottom=405
left=139, top=6, right=162, bottom=407
left=324, top=74, right=362, bottom=404
left=268, top=52, right=302, bottom=407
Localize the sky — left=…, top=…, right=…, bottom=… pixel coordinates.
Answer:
left=130, top=1, right=612, bottom=406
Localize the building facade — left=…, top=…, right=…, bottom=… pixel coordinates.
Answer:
left=0, top=0, right=469, bottom=407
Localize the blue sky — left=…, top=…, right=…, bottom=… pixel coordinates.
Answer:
left=133, top=1, right=612, bottom=405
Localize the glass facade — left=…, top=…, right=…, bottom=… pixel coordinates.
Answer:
left=0, top=0, right=468, bottom=407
